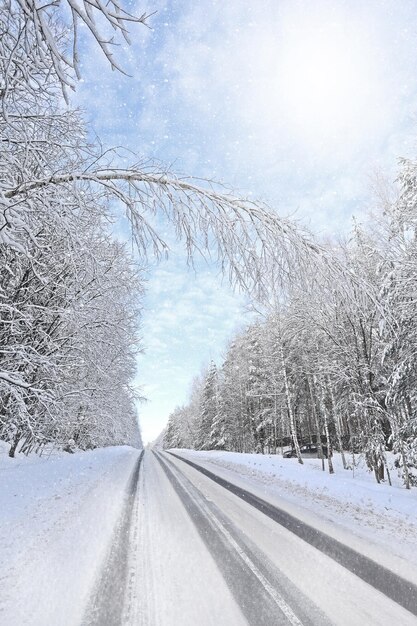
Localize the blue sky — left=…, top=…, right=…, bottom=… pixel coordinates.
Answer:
left=73, top=0, right=417, bottom=443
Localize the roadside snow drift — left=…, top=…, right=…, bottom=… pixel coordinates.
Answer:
left=0, top=443, right=140, bottom=626
left=172, top=449, right=417, bottom=579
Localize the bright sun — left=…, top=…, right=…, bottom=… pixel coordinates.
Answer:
left=247, top=11, right=379, bottom=152
left=280, top=25, right=360, bottom=126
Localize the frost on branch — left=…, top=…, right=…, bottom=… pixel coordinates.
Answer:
left=4, top=163, right=326, bottom=298
left=3, top=0, right=151, bottom=100
left=0, top=0, right=328, bottom=456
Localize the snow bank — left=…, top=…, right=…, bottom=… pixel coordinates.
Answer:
left=172, top=449, right=417, bottom=579
left=0, top=442, right=140, bottom=626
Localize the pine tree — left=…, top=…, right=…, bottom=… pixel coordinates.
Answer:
left=198, top=362, right=219, bottom=450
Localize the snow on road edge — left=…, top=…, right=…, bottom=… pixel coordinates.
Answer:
left=0, top=444, right=141, bottom=626
left=170, top=449, right=417, bottom=581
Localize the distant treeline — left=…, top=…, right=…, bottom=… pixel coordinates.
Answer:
left=164, top=196, right=417, bottom=489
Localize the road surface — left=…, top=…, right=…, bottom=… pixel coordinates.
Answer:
left=85, top=449, right=417, bottom=626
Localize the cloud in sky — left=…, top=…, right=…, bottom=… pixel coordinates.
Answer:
left=72, top=0, right=417, bottom=441
left=136, top=257, right=253, bottom=442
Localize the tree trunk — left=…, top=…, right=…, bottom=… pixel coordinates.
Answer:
left=280, top=345, right=302, bottom=464
left=328, top=382, right=347, bottom=470
left=323, top=412, right=334, bottom=474
left=8, top=431, right=21, bottom=458
left=315, top=375, right=334, bottom=474
left=385, top=459, right=392, bottom=487
left=307, top=376, right=325, bottom=471
left=401, top=448, right=411, bottom=490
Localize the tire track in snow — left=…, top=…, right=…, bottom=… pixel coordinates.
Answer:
left=122, top=450, right=160, bottom=625
left=82, top=450, right=144, bottom=626
left=155, top=451, right=330, bottom=626
left=167, top=450, right=417, bottom=618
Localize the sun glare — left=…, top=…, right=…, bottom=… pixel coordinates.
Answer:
left=247, top=11, right=380, bottom=154
left=281, top=26, right=359, bottom=123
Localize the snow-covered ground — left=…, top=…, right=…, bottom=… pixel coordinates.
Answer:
left=0, top=442, right=140, bottom=626
left=2, top=442, right=416, bottom=625
left=172, top=449, right=417, bottom=581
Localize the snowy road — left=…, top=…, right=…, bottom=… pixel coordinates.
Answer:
left=88, top=449, right=417, bottom=626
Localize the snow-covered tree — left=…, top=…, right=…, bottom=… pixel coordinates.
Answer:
left=197, top=361, right=219, bottom=450
left=1, top=0, right=327, bottom=455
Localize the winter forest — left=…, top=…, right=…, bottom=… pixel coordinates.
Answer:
left=0, top=0, right=321, bottom=456
left=163, top=173, right=417, bottom=489
left=2, top=0, right=417, bottom=493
